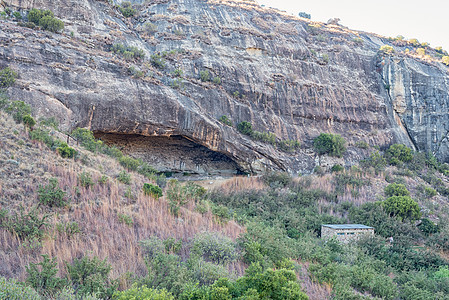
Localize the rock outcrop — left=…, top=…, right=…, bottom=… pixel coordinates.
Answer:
left=1, top=0, right=448, bottom=175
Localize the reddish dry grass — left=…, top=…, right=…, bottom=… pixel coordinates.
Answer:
left=297, top=261, right=332, bottom=300
left=0, top=112, right=244, bottom=284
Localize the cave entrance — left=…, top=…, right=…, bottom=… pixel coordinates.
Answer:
left=94, top=133, right=240, bottom=178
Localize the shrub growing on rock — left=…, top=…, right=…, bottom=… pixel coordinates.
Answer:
left=385, top=144, right=413, bottom=165
left=237, top=121, right=253, bottom=135
left=313, top=133, right=346, bottom=157
left=0, top=66, right=17, bottom=88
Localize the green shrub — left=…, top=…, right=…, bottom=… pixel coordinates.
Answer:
left=423, top=186, right=437, bottom=198
left=218, top=115, right=232, bottom=126
left=0, top=276, right=41, bottom=300
left=382, top=196, right=421, bottom=222
left=113, top=285, right=174, bottom=300
left=66, top=256, right=117, bottom=299
left=57, top=144, right=76, bottom=158
left=143, top=183, right=163, bottom=198
left=6, top=100, right=31, bottom=123
left=191, top=232, right=239, bottom=265
left=26, top=254, right=67, bottom=297
left=278, top=140, right=301, bottom=152
left=119, top=1, right=136, bottom=18
left=23, top=114, right=36, bottom=129
left=251, top=130, right=276, bottom=145
left=355, top=140, right=369, bottom=149
left=385, top=144, right=413, bottom=165
left=71, top=128, right=101, bottom=152
left=0, top=66, right=17, bottom=88
left=78, top=171, right=94, bottom=188
left=331, top=164, right=344, bottom=172
left=313, top=133, right=346, bottom=157
left=191, top=259, right=230, bottom=287
left=200, top=70, right=210, bottom=82
left=119, top=155, right=140, bottom=171
left=38, top=15, right=64, bottom=32
left=29, top=127, right=65, bottom=150
left=237, top=121, right=253, bottom=135
left=56, top=222, right=80, bottom=239
left=117, top=170, right=131, bottom=184
left=13, top=11, right=22, bottom=20
left=28, top=8, right=53, bottom=25
left=27, top=8, right=64, bottom=33
left=263, top=172, right=292, bottom=188
left=150, top=54, right=166, bottom=69
left=38, top=178, right=69, bottom=208
left=0, top=206, right=50, bottom=240
left=111, top=43, right=145, bottom=60
left=360, top=151, right=386, bottom=174
left=384, top=183, right=410, bottom=197
left=117, top=213, right=133, bottom=227
left=213, top=76, right=221, bottom=85
left=211, top=205, right=231, bottom=222
left=418, top=218, right=439, bottom=235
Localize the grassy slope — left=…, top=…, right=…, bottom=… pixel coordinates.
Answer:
left=0, top=111, right=244, bottom=288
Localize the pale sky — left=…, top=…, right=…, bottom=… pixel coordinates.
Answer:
left=258, top=0, right=449, bottom=52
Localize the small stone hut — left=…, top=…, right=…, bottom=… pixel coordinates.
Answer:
left=321, top=224, right=374, bottom=243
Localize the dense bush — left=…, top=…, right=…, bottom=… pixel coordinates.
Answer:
left=313, top=133, right=346, bottom=157
left=39, top=15, right=64, bottom=32
left=191, top=232, right=239, bottom=265
left=0, top=206, right=50, bottom=240
left=385, top=144, right=413, bottom=165
left=0, top=66, right=17, bottom=88
left=26, top=254, right=67, bottom=297
left=6, top=100, right=31, bottom=123
left=218, top=115, right=232, bottom=126
left=200, top=70, right=210, bottom=82
left=384, top=183, right=410, bottom=197
left=143, top=183, right=163, bottom=198
left=38, top=178, right=69, bottom=208
left=66, top=256, right=117, bottom=299
left=22, top=114, right=36, bottom=129
left=57, top=143, right=76, bottom=158
left=111, top=43, right=145, bottom=60
left=117, top=170, right=131, bottom=184
left=150, top=54, right=166, bottom=69
left=418, top=218, right=439, bottom=236
left=382, top=196, right=421, bottom=222
left=119, top=2, right=136, bottom=18
left=27, top=8, right=64, bottom=32
left=237, top=121, right=253, bottom=135
left=113, top=285, right=174, bottom=300
left=0, top=276, right=42, bottom=300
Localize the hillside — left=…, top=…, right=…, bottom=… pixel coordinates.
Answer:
left=2, top=0, right=449, bottom=299
left=1, top=0, right=448, bottom=176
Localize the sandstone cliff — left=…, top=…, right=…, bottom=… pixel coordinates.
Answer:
left=1, top=0, right=448, bottom=175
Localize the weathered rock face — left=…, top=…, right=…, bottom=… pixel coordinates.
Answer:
left=1, top=0, right=448, bottom=175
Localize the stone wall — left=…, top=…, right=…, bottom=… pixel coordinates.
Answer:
left=321, top=226, right=374, bottom=243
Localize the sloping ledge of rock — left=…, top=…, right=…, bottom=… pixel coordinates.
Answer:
left=1, top=0, right=449, bottom=175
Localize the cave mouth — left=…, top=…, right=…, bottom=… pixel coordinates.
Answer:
left=94, top=132, right=241, bottom=177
